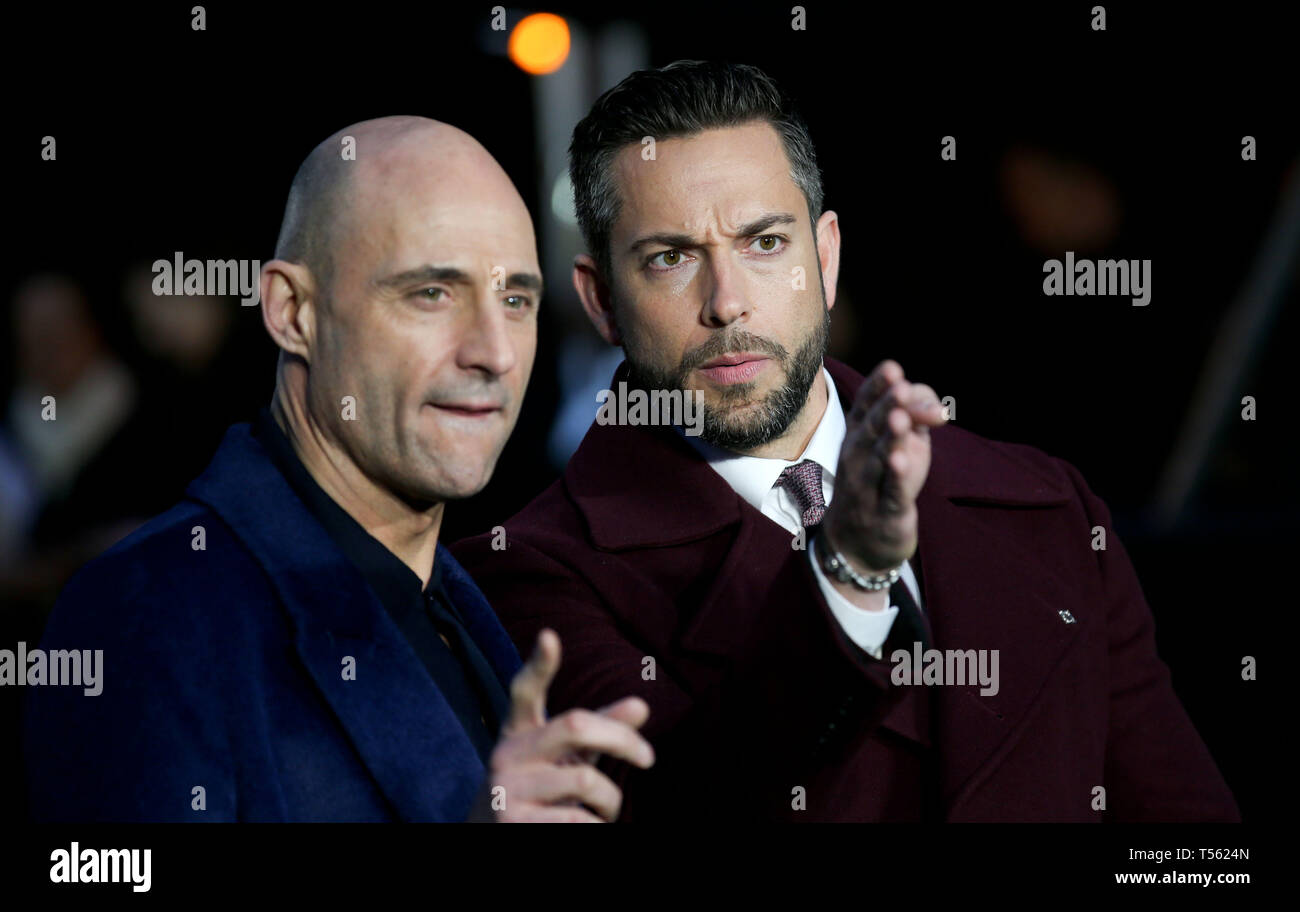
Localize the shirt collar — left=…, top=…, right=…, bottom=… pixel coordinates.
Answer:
left=682, top=366, right=846, bottom=514
left=252, top=406, right=437, bottom=615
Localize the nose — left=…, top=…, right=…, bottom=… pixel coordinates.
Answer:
left=457, top=292, right=518, bottom=378
left=701, top=254, right=752, bottom=328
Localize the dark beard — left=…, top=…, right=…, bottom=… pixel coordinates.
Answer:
left=623, top=306, right=831, bottom=452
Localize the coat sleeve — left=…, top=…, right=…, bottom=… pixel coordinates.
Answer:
left=1057, top=458, right=1241, bottom=822
left=23, top=554, right=239, bottom=822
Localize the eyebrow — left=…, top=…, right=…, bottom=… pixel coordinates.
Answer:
left=626, top=212, right=799, bottom=255
left=373, top=264, right=544, bottom=297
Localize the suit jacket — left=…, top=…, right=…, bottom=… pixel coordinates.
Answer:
left=453, top=357, right=1240, bottom=822
left=23, top=422, right=522, bottom=822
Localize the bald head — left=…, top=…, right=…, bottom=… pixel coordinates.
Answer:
left=273, top=115, right=521, bottom=301
left=262, top=115, right=541, bottom=509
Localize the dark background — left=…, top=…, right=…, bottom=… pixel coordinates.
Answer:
left=1, top=2, right=1293, bottom=823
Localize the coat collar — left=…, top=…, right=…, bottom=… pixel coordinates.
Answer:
left=184, top=422, right=520, bottom=821
left=563, top=357, right=1083, bottom=815
left=565, top=357, right=1072, bottom=552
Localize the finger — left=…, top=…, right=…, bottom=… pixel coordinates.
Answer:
left=558, top=750, right=595, bottom=766
left=866, top=379, right=945, bottom=432
left=868, top=407, right=919, bottom=506
left=581, top=697, right=651, bottom=765
left=864, top=381, right=912, bottom=439
left=899, top=382, right=947, bottom=425
left=849, top=359, right=904, bottom=422
left=538, top=709, right=656, bottom=769
left=867, top=359, right=904, bottom=398
left=867, top=425, right=930, bottom=512
left=875, top=445, right=912, bottom=513
left=898, top=457, right=929, bottom=505
left=868, top=380, right=946, bottom=442
left=596, top=696, right=651, bottom=730
left=506, top=629, right=561, bottom=732
left=888, top=447, right=909, bottom=476
left=882, top=414, right=934, bottom=481
left=515, top=763, right=624, bottom=821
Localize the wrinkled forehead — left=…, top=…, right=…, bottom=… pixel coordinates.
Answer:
left=609, top=122, right=803, bottom=233
left=345, top=149, right=539, bottom=280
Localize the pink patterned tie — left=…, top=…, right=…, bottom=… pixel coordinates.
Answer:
left=777, top=459, right=826, bottom=528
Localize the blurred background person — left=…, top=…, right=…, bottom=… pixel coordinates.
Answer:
left=1, top=274, right=140, bottom=588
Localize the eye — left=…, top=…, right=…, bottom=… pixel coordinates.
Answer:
left=504, top=294, right=532, bottom=310
left=750, top=235, right=785, bottom=253
left=648, top=249, right=689, bottom=270
left=415, top=287, right=446, bottom=302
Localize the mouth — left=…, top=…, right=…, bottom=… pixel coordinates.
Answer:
left=428, top=401, right=504, bottom=419
left=696, top=353, right=771, bottom=385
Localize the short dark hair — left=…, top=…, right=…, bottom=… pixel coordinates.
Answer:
left=569, top=60, right=824, bottom=280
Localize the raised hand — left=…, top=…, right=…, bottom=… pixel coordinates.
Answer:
left=823, top=359, right=947, bottom=575
left=487, top=629, right=654, bottom=822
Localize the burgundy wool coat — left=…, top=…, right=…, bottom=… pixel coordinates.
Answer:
left=452, top=358, right=1240, bottom=822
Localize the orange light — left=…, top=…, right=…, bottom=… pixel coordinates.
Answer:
left=508, top=13, right=571, bottom=75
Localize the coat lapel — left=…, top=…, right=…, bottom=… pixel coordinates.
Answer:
left=185, top=424, right=492, bottom=821
left=562, top=392, right=746, bottom=659
left=563, top=361, right=916, bottom=740
left=439, top=546, right=523, bottom=691
left=567, top=358, right=1090, bottom=811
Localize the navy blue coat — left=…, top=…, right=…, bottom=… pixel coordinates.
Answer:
left=23, top=422, right=523, bottom=822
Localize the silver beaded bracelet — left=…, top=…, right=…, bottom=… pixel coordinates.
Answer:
left=814, top=528, right=901, bottom=591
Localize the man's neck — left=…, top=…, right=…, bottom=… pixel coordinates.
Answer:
left=270, top=393, right=444, bottom=587
left=732, top=366, right=830, bottom=461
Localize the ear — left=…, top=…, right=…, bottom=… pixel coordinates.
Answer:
left=814, top=210, right=841, bottom=312
left=573, top=253, right=621, bottom=347
left=260, top=259, right=317, bottom=359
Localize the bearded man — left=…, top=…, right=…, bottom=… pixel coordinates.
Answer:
left=452, top=62, right=1239, bottom=822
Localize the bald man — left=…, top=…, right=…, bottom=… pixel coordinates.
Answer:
left=22, top=117, right=653, bottom=823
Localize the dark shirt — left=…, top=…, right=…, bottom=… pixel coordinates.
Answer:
left=252, top=407, right=507, bottom=764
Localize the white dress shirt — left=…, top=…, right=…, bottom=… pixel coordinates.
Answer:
left=683, top=367, right=924, bottom=659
